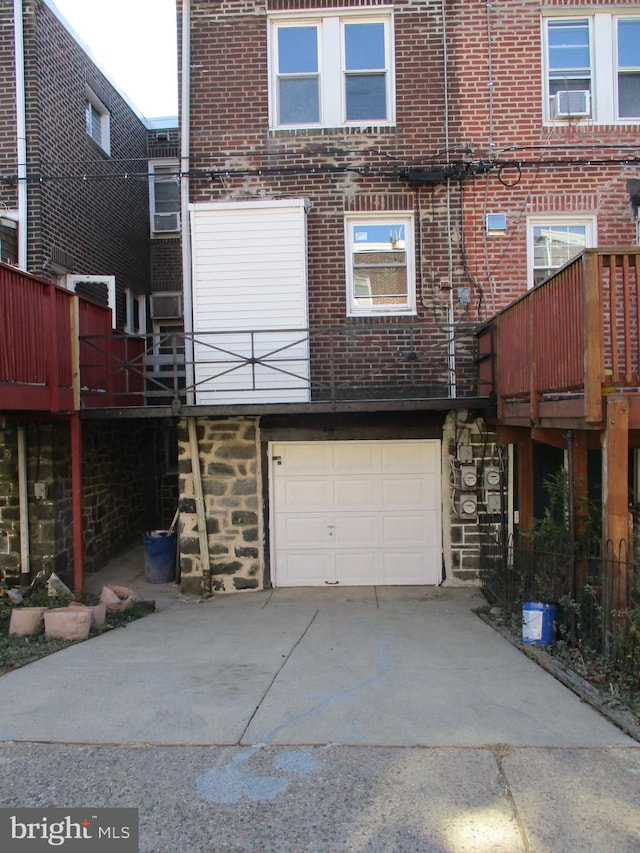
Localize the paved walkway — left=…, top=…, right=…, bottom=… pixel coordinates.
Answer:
left=1, top=555, right=639, bottom=851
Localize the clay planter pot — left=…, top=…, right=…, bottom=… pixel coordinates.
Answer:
left=69, top=602, right=107, bottom=630
left=44, top=607, right=91, bottom=641
left=8, top=607, right=46, bottom=636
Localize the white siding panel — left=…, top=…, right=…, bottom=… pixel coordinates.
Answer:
left=190, top=200, right=310, bottom=403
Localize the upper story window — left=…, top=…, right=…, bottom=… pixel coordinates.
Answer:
left=345, top=214, right=415, bottom=316
left=149, top=161, right=180, bottom=236
left=527, top=215, right=596, bottom=288
left=269, top=11, right=395, bottom=129
left=85, top=88, right=110, bottom=154
left=544, top=14, right=640, bottom=123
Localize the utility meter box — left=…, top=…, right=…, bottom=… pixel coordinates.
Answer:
left=483, top=466, right=501, bottom=490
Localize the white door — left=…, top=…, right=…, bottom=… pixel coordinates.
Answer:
left=270, top=440, right=442, bottom=586
left=190, top=199, right=310, bottom=404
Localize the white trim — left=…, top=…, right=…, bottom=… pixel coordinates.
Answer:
left=344, top=212, right=416, bottom=317
left=66, top=274, right=117, bottom=329
left=526, top=214, right=597, bottom=290
left=542, top=12, right=640, bottom=125
left=149, top=159, right=181, bottom=236
left=85, top=86, right=111, bottom=154
left=124, top=288, right=146, bottom=335
left=268, top=10, right=395, bottom=130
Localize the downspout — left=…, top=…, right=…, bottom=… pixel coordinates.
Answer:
left=17, top=425, right=29, bottom=576
left=13, top=0, right=27, bottom=270
left=180, top=0, right=195, bottom=404
left=441, top=0, right=456, bottom=398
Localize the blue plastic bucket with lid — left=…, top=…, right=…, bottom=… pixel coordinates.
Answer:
left=143, top=530, right=176, bottom=583
left=522, top=601, right=558, bottom=644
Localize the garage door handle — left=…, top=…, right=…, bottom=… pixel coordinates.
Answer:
left=325, top=581, right=339, bottom=585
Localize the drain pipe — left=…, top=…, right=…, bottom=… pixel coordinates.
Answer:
left=180, top=0, right=195, bottom=404
left=13, top=0, right=27, bottom=269
left=17, top=425, right=30, bottom=576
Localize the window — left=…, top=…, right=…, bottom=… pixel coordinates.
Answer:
left=527, top=216, right=596, bottom=288
left=124, top=288, right=146, bottom=335
left=544, top=14, right=640, bottom=123
left=617, top=18, right=640, bottom=119
left=149, top=161, right=180, bottom=235
left=345, top=214, right=415, bottom=316
left=85, top=88, right=110, bottom=153
left=270, top=12, right=394, bottom=129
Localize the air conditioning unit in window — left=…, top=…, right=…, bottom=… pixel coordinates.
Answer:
left=150, top=292, right=183, bottom=319
left=153, top=212, right=180, bottom=233
left=553, top=90, right=591, bottom=118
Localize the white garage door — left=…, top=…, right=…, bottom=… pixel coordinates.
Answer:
left=270, top=440, right=442, bottom=587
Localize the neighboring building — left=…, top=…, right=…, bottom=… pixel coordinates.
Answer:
left=0, top=0, right=174, bottom=588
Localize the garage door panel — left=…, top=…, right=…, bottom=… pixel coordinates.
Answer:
left=333, top=478, right=379, bottom=509
left=277, top=478, right=330, bottom=512
left=335, top=552, right=380, bottom=584
left=381, top=477, right=434, bottom=509
left=275, top=443, right=333, bottom=474
left=382, top=514, right=433, bottom=544
left=276, top=515, right=331, bottom=547
left=381, top=442, right=438, bottom=473
left=332, top=443, right=380, bottom=472
left=279, top=552, right=335, bottom=586
left=382, top=552, right=435, bottom=584
left=333, top=515, right=379, bottom=546
left=271, top=440, right=442, bottom=586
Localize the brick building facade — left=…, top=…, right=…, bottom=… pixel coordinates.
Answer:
left=171, top=0, right=640, bottom=594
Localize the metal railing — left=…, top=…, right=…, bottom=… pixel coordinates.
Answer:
left=80, top=321, right=487, bottom=407
left=480, top=534, right=640, bottom=677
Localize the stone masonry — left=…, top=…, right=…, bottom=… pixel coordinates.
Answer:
left=442, top=410, right=504, bottom=583
left=178, top=418, right=263, bottom=594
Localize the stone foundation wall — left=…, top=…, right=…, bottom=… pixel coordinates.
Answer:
left=177, top=418, right=263, bottom=594
left=0, top=423, right=22, bottom=580
left=442, top=411, right=505, bottom=583
left=82, top=421, right=153, bottom=576
left=0, top=418, right=158, bottom=589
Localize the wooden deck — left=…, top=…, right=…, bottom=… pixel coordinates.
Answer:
left=0, top=263, right=143, bottom=413
left=479, top=248, right=640, bottom=429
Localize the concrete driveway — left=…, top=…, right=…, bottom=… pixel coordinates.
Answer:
left=1, top=578, right=639, bottom=852
left=0, top=583, right=633, bottom=747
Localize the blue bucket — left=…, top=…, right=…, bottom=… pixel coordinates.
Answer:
left=143, top=531, right=176, bottom=584
left=522, top=601, right=558, bottom=645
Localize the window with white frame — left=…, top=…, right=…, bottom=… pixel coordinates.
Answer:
left=345, top=214, right=415, bottom=316
left=124, top=288, right=146, bottom=335
left=543, top=14, right=640, bottom=123
left=149, top=161, right=180, bottom=235
left=269, top=11, right=394, bottom=129
left=85, top=88, right=110, bottom=153
left=527, top=216, right=596, bottom=288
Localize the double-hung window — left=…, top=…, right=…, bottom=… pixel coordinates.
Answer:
left=345, top=214, right=415, bottom=316
left=270, top=11, right=394, bottom=129
left=149, top=161, right=181, bottom=235
left=85, top=88, right=110, bottom=154
left=527, top=216, right=596, bottom=288
left=544, top=14, right=640, bottom=123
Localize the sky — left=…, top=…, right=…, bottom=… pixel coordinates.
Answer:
left=50, top=0, right=178, bottom=119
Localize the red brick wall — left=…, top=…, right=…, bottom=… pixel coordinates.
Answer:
left=19, top=1, right=150, bottom=296
left=450, top=0, right=640, bottom=317
left=186, top=0, right=640, bottom=336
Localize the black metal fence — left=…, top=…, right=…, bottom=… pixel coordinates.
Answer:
left=480, top=534, right=640, bottom=681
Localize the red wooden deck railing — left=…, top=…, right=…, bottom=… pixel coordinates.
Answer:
left=479, top=249, right=640, bottom=424
left=0, top=263, right=143, bottom=412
